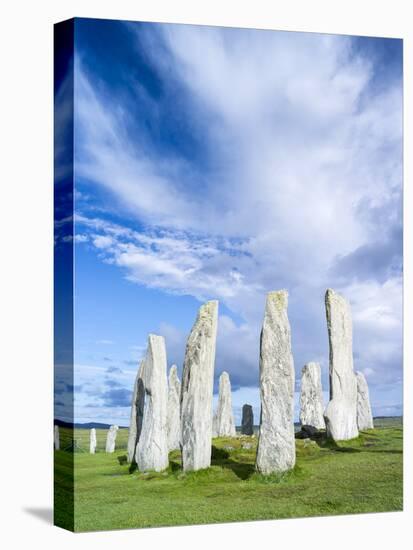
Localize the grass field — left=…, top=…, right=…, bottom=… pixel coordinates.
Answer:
left=54, top=417, right=403, bottom=532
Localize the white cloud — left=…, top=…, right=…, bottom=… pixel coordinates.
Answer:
left=72, top=25, right=402, bottom=404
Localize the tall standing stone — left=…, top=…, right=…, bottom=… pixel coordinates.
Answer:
left=256, top=290, right=295, bottom=474
left=105, top=425, right=119, bottom=453
left=324, top=289, right=359, bottom=440
left=356, top=371, right=374, bottom=430
left=213, top=371, right=236, bottom=437
left=181, top=300, right=219, bottom=471
left=299, top=362, right=325, bottom=430
left=54, top=425, right=60, bottom=450
left=167, top=365, right=181, bottom=451
left=136, top=335, right=169, bottom=472
left=241, top=404, right=254, bottom=435
left=90, top=428, right=97, bottom=454
left=127, top=360, right=146, bottom=463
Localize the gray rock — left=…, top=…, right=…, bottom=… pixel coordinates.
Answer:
left=136, top=335, right=169, bottom=472
left=127, top=360, right=146, bottom=463
left=213, top=371, right=236, bottom=437
left=241, top=442, right=253, bottom=450
left=241, top=404, right=254, bottom=435
left=167, top=364, right=181, bottom=451
left=105, top=425, right=119, bottom=453
left=299, top=362, right=325, bottom=430
left=356, top=371, right=374, bottom=430
left=324, top=289, right=359, bottom=441
left=90, top=428, right=97, bottom=454
left=54, top=425, right=60, bottom=450
left=301, top=424, right=319, bottom=437
left=181, top=300, right=219, bottom=471
left=255, top=290, right=296, bottom=474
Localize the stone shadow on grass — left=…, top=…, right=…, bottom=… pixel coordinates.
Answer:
left=312, top=433, right=402, bottom=454
left=211, top=445, right=255, bottom=480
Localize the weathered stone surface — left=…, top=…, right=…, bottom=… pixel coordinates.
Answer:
left=324, top=289, right=359, bottom=441
left=356, top=371, right=374, bottom=430
left=54, top=425, right=60, bottom=450
left=167, top=365, right=181, bottom=451
left=127, top=360, right=146, bottom=463
left=105, top=425, right=119, bottom=453
left=241, top=404, right=254, bottom=435
left=106, top=424, right=119, bottom=453
left=213, top=371, right=236, bottom=437
left=256, top=290, right=296, bottom=474
left=90, top=428, right=97, bottom=454
left=299, top=362, right=325, bottom=430
left=181, top=300, right=219, bottom=471
left=136, top=335, right=169, bottom=472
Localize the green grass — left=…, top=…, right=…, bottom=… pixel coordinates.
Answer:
left=54, top=418, right=403, bottom=532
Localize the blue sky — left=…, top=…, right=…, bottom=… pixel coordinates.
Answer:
left=54, top=19, right=403, bottom=425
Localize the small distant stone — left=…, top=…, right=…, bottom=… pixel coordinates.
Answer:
left=224, top=445, right=234, bottom=451
left=241, top=443, right=252, bottom=450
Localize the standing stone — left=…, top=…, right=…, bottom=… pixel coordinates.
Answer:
left=241, top=404, right=254, bottom=435
left=181, top=300, right=219, bottom=471
left=256, top=290, right=295, bottom=474
left=54, top=425, right=60, bottom=450
left=213, top=371, right=236, bottom=437
left=127, top=360, right=146, bottom=463
left=324, top=289, right=359, bottom=440
left=90, top=428, right=97, bottom=454
left=299, top=362, right=326, bottom=430
left=356, top=371, right=374, bottom=430
left=136, top=335, right=169, bottom=472
left=167, top=365, right=181, bottom=451
left=105, top=425, right=119, bottom=453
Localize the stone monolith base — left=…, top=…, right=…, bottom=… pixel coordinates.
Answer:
left=324, top=289, right=358, bottom=441
left=241, top=404, right=254, bottom=435
left=181, top=301, right=218, bottom=471
left=90, top=428, right=97, bottom=454
left=127, top=360, right=146, bottom=463
left=356, top=371, right=374, bottom=430
left=256, top=290, right=296, bottom=474
left=136, top=335, right=169, bottom=472
left=300, top=362, right=325, bottom=430
left=105, top=425, right=119, bottom=453
left=213, top=371, right=236, bottom=437
left=167, top=365, right=181, bottom=451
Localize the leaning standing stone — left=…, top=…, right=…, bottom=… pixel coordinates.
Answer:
left=213, top=371, right=236, bottom=437
left=136, top=335, right=169, bottom=472
left=299, top=362, right=325, bottom=430
left=167, top=365, right=181, bottom=451
left=105, top=425, right=119, bottom=453
left=90, top=428, right=97, bottom=454
left=324, top=289, right=359, bottom=440
left=54, top=425, right=60, bottom=450
left=241, top=404, right=254, bottom=435
left=181, top=300, right=219, bottom=471
left=356, top=371, right=374, bottom=430
left=256, top=290, right=295, bottom=474
left=127, top=360, right=146, bottom=463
